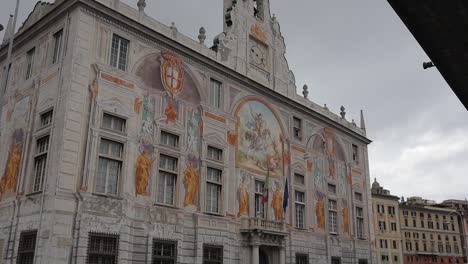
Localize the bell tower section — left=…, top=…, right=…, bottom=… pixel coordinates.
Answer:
left=215, top=0, right=297, bottom=97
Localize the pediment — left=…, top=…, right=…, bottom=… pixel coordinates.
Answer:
left=97, top=98, right=133, bottom=118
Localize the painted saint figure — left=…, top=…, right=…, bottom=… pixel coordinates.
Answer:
left=0, top=143, right=22, bottom=195
left=272, top=185, right=283, bottom=221
left=316, top=198, right=325, bottom=230
left=238, top=177, right=249, bottom=217
left=165, top=100, right=177, bottom=123
left=135, top=151, right=156, bottom=196
left=184, top=163, right=199, bottom=207
left=343, top=207, right=350, bottom=234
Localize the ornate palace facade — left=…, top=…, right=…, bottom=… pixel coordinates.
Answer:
left=0, top=0, right=375, bottom=263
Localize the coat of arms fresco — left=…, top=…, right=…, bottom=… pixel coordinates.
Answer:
left=236, top=99, right=284, bottom=177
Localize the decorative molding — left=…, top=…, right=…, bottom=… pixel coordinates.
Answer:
left=205, top=111, right=226, bottom=124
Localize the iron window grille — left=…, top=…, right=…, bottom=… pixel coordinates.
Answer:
left=87, top=233, right=119, bottom=264
left=203, top=245, right=223, bottom=264
left=17, top=231, right=37, bottom=264
left=152, top=240, right=177, bottom=264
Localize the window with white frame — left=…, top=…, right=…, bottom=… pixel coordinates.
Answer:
left=206, top=167, right=222, bottom=214
left=254, top=180, right=265, bottom=218
left=209, top=78, right=223, bottom=109
left=96, top=139, right=123, bottom=195
left=293, top=117, right=302, bottom=141
left=157, top=154, right=178, bottom=205
left=295, top=191, right=305, bottom=229
left=356, top=207, right=364, bottom=239
left=160, top=131, right=179, bottom=148
left=25, top=48, right=35, bottom=80
left=294, top=173, right=305, bottom=185
left=207, top=146, right=223, bottom=161
left=110, top=34, right=129, bottom=71
left=40, top=109, right=53, bottom=128
left=102, top=113, right=126, bottom=133
left=32, top=136, right=50, bottom=192
left=52, top=29, right=63, bottom=64
left=329, top=199, right=338, bottom=233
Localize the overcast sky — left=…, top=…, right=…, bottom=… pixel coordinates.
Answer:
left=1, top=0, right=467, bottom=202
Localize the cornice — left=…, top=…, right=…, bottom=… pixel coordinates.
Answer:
left=1, top=0, right=372, bottom=144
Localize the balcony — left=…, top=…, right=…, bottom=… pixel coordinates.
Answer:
left=240, top=217, right=287, bottom=235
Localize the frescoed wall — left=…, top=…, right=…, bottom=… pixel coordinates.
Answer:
left=235, top=99, right=284, bottom=177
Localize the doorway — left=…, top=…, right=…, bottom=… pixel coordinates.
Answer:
left=259, top=250, right=269, bottom=264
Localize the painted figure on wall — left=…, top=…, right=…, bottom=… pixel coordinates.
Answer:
left=339, top=164, right=348, bottom=195
left=187, top=110, right=200, bottom=153
left=324, top=128, right=336, bottom=178
left=342, top=199, right=350, bottom=235
left=183, top=163, right=199, bottom=207
left=314, top=157, right=324, bottom=189
left=135, top=150, right=156, bottom=196
left=272, top=182, right=284, bottom=221
left=316, top=191, right=326, bottom=230
left=141, top=96, right=155, bottom=139
left=164, top=99, right=178, bottom=124
left=0, top=130, right=24, bottom=196
left=236, top=99, right=284, bottom=177
left=238, top=176, right=250, bottom=217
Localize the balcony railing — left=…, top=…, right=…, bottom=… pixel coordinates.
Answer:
left=241, top=217, right=286, bottom=233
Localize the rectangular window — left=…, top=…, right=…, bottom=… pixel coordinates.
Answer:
left=379, top=221, right=386, bottom=232
left=328, top=184, right=337, bottom=194
left=152, top=240, right=176, bottom=264
left=295, top=191, right=305, bottom=229
left=52, top=29, right=63, bottom=64
left=157, top=154, right=178, bottom=205
left=403, top=210, right=408, bottom=217
left=393, top=240, right=397, bottom=249
left=209, top=78, right=223, bottom=109
left=40, top=109, right=53, bottom=128
left=206, top=167, right=222, bottom=214
left=421, top=220, right=425, bottom=228
left=254, top=181, right=265, bottom=218
left=25, top=48, right=35, bottom=80
left=32, top=136, right=50, bottom=192
left=356, top=207, right=364, bottom=239
left=296, top=254, right=308, bottom=264
left=161, top=131, right=179, bottom=148
left=352, top=144, right=359, bottom=163
left=391, top=222, right=397, bottom=231
left=87, top=233, right=118, bottom=264
left=207, top=146, right=223, bottom=161
left=428, top=221, right=433, bottom=229
left=405, top=218, right=408, bottom=227
left=329, top=200, right=338, bottom=233
left=203, top=245, right=223, bottom=264
left=96, top=139, right=123, bottom=195
left=381, top=255, right=389, bottom=263
left=294, top=173, right=305, bottom=185
left=102, top=113, right=126, bottom=133
left=17, top=231, right=37, bottom=264
left=415, top=241, right=419, bottom=251
left=358, top=259, right=368, bottom=264
left=377, top=204, right=385, bottom=214
left=388, top=206, right=395, bottom=215
left=293, top=117, right=302, bottom=140
left=332, top=257, right=341, bottom=264
left=380, top=239, right=388, bottom=249
left=110, top=34, right=129, bottom=71
left=355, top=192, right=363, bottom=202
left=423, top=242, right=427, bottom=252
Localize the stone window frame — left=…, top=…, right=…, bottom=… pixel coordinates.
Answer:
left=202, top=244, right=223, bottom=264
left=152, top=239, right=178, bottom=264
left=51, top=28, right=64, bottom=65
left=292, top=116, right=303, bottom=142
left=208, top=78, right=224, bottom=110
left=87, top=232, right=119, bottom=264
left=202, top=140, right=227, bottom=216
left=328, top=199, right=338, bottom=234
left=156, top=152, right=180, bottom=207
left=109, top=33, right=130, bottom=72
left=295, top=253, right=309, bottom=264
left=294, top=190, right=306, bottom=229
left=17, top=230, right=38, bottom=264
left=94, top=137, right=125, bottom=196
left=356, top=206, right=365, bottom=239
left=25, top=47, right=36, bottom=80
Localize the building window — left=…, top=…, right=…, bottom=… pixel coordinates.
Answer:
left=40, top=109, right=53, bottom=128
left=206, top=167, right=222, bottom=214
left=328, top=184, right=336, bottom=194
left=203, top=245, right=223, bottom=264
left=438, top=243, right=444, bottom=253
left=296, top=254, right=308, bottom=264
left=454, top=244, right=459, bottom=254
left=332, top=257, right=341, bottom=264
left=254, top=181, right=265, bottom=218
left=207, top=146, right=223, bottom=161
left=356, top=207, right=364, bottom=239
left=294, top=173, right=305, bottom=185
left=358, top=259, right=368, bottom=264
left=253, top=0, right=264, bottom=20
left=394, top=256, right=398, bottom=262
left=428, top=221, right=433, bottom=229
left=421, top=220, right=425, bottom=228
left=52, top=29, right=63, bottom=64
left=329, top=200, right=338, bottom=233
left=378, top=221, right=386, bottom=232
left=96, top=139, right=123, bottom=195
left=352, top=144, right=359, bottom=163
left=393, top=240, right=398, bottom=249
left=404, top=218, right=408, bottom=227
left=157, top=154, right=178, bottom=205
left=87, top=233, right=118, bottom=264
left=446, top=244, right=451, bottom=253
left=102, top=113, right=126, bottom=133
left=380, top=239, right=388, bottom=249
left=209, top=78, right=223, bottom=109
left=381, top=255, right=389, bottom=263
left=152, top=240, right=176, bottom=264
left=355, top=192, right=363, bottom=202
left=25, top=48, right=35, bottom=80
left=391, top=222, right=397, bottom=231
left=32, top=136, right=50, bottom=192
left=423, top=242, right=427, bottom=252
left=403, top=210, right=408, bottom=217
left=17, top=231, right=37, bottom=264
left=293, top=117, right=302, bottom=140
left=388, top=206, right=395, bottom=215
left=377, top=204, right=385, bottom=214
left=413, top=219, right=417, bottom=227
left=406, top=241, right=412, bottom=251
left=415, top=241, right=419, bottom=251
left=295, top=191, right=305, bottom=229
left=161, top=131, right=179, bottom=148
left=110, top=34, right=129, bottom=71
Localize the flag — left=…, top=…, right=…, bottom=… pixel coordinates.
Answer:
left=283, top=178, right=289, bottom=212
left=262, top=168, right=270, bottom=204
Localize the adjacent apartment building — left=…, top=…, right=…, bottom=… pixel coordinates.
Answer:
left=438, top=200, right=468, bottom=264
left=371, top=179, right=403, bottom=264
left=0, top=0, right=375, bottom=263
left=400, top=197, right=464, bottom=264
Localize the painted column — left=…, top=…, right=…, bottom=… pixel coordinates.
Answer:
left=280, top=246, right=286, bottom=264
left=252, top=245, right=259, bottom=264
